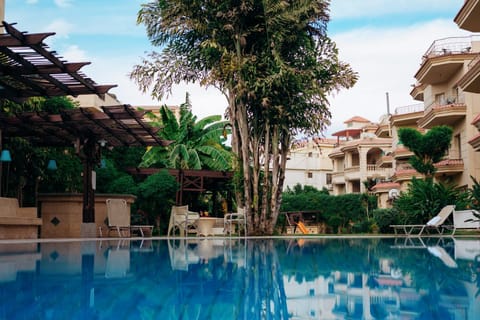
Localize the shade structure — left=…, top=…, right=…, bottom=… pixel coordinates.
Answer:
left=0, top=21, right=170, bottom=227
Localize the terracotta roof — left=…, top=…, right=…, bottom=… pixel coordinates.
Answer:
left=471, top=113, right=480, bottom=125
left=331, top=128, right=362, bottom=137
left=344, top=116, right=370, bottom=123
left=371, top=182, right=400, bottom=191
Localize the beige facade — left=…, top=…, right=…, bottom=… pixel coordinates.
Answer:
left=284, top=138, right=336, bottom=191
left=404, top=34, right=480, bottom=189
left=328, top=117, right=394, bottom=196
left=72, top=93, right=122, bottom=109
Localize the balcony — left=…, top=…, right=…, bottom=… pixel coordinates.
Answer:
left=332, top=172, right=345, bottom=185
left=454, top=0, right=480, bottom=32
left=410, top=82, right=426, bottom=101
left=417, top=96, right=466, bottom=129
left=375, top=123, right=390, bottom=138
left=468, top=132, right=480, bottom=151
left=376, top=155, right=393, bottom=168
left=366, top=165, right=392, bottom=180
left=391, top=103, right=424, bottom=126
left=458, top=54, right=480, bottom=93
left=391, top=168, right=423, bottom=182
left=434, top=159, right=464, bottom=176
left=344, top=166, right=361, bottom=181
left=393, top=146, right=413, bottom=160
left=415, top=36, right=478, bottom=85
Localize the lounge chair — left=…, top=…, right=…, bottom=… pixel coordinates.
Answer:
left=390, top=205, right=455, bottom=236
left=449, top=209, right=480, bottom=235
left=224, top=207, right=246, bottom=236
left=167, top=205, right=200, bottom=237
left=101, top=199, right=154, bottom=237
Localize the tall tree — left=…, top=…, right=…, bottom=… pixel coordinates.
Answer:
left=131, top=0, right=356, bottom=234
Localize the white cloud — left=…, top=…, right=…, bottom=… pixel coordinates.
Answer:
left=61, top=45, right=89, bottom=62
left=330, top=0, right=463, bottom=19
left=54, top=0, right=73, bottom=8
left=43, top=19, right=73, bottom=38
left=327, top=19, right=470, bottom=136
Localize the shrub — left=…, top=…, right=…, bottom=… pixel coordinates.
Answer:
left=372, top=208, right=401, bottom=233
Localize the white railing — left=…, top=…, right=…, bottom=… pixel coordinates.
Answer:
left=394, top=103, right=424, bottom=115
left=422, top=36, right=480, bottom=60
left=424, top=93, right=466, bottom=113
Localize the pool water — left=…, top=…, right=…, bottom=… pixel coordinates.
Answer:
left=0, top=237, right=479, bottom=319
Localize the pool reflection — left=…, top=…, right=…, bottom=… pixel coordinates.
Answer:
left=0, top=237, right=479, bottom=319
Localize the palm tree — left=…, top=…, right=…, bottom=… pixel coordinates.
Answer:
left=140, top=99, right=232, bottom=171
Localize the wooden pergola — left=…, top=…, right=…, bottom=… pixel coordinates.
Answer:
left=0, top=21, right=170, bottom=226
left=128, top=168, right=234, bottom=207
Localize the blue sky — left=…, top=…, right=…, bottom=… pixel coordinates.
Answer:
left=6, top=0, right=470, bottom=136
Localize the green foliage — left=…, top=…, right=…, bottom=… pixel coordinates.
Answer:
left=372, top=208, right=402, bottom=233
left=394, top=177, right=469, bottom=224
left=470, top=175, right=480, bottom=210
left=281, top=190, right=370, bottom=233
left=140, top=102, right=232, bottom=171
left=39, top=148, right=83, bottom=193
left=0, top=96, right=78, bottom=114
left=132, top=0, right=357, bottom=235
left=398, top=126, right=453, bottom=177
left=137, top=170, right=179, bottom=233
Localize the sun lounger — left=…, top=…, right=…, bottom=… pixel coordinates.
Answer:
left=100, top=199, right=154, bottom=237
left=390, top=205, right=455, bottom=236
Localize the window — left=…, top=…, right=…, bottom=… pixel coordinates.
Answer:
left=326, top=173, right=332, bottom=184
left=308, top=152, right=313, bottom=158
left=307, top=172, right=313, bottom=178
left=455, top=134, right=461, bottom=158
left=435, top=93, right=445, bottom=105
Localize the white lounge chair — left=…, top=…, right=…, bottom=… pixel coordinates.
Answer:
left=167, top=205, right=199, bottom=237
left=450, top=209, right=480, bottom=235
left=224, top=207, right=246, bottom=236
left=390, top=205, right=455, bottom=236
left=101, top=199, right=154, bottom=237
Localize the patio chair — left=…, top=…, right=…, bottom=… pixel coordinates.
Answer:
left=167, top=205, right=200, bottom=237
left=390, top=205, right=455, bottom=236
left=449, top=209, right=480, bottom=235
left=102, top=199, right=131, bottom=237
left=224, top=207, right=246, bottom=236
left=101, top=199, right=154, bottom=237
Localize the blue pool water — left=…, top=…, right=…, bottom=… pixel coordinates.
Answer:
left=0, top=237, right=479, bottom=319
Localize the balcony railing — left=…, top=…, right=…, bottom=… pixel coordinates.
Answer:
left=424, top=93, right=466, bottom=114
left=422, top=36, right=480, bottom=61
left=394, top=103, right=424, bottom=115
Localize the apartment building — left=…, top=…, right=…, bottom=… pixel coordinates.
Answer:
left=455, top=0, right=480, bottom=154
left=284, top=137, right=336, bottom=191
left=328, top=117, right=393, bottom=196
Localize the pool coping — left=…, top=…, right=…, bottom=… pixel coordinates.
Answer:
left=0, top=233, right=478, bottom=244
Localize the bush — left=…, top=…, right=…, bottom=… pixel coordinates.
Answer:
left=137, top=170, right=178, bottom=234
left=372, top=208, right=401, bottom=233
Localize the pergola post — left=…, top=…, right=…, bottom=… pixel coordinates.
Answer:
left=79, top=137, right=100, bottom=236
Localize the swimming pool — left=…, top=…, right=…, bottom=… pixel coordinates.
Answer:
left=0, top=237, right=479, bottom=319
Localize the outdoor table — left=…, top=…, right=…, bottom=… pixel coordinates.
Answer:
left=196, top=217, right=217, bottom=237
